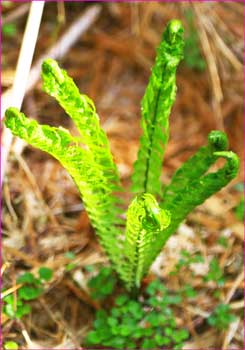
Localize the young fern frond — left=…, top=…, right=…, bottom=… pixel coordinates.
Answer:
left=41, top=59, right=121, bottom=193
left=154, top=134, right=239, bottom=253
left=128, top=136, right=239, bottom=280
left=123, top=193, right=170, bottom=290
left=5, top=64, right=125, bottom=278
left=4, top=20, right=240, bottom=292
left=131, top=20, right=184, bottom=196
left=162, top=130, right=229, bottom=199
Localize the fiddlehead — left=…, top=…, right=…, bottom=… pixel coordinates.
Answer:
left=123, top=193, right=170, bottom=290
left=155, top=147, right=239, bottom=256
left=162, top=130, right=229, bottom=199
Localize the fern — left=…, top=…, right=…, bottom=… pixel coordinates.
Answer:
left=140, top=134, right=239, bottom=277
left=4, top=20, right=239, bottom=292
left=124, top=193, right=170, bottom=289
left=131, top=19, right=184, bottom=196
left=4, top=59, right=126, bottom=279
left=158, top=131, right=239, bottom=251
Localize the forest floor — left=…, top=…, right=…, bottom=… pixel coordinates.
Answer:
left=2, top=2, right=244, bottom=350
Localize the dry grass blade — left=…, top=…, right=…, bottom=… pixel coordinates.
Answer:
left=1, top=283, right=23, bottom=299
left=1, top=2, right=45, bottom=184
left=225, top=269, right=244, bottom=303
left=222, top=318, right=240, bottom=350
left=203, top=15, right=242, bottom=71
left=25, top=4, right=101, bottom=94
left=192, top=3, right=223, bottom=130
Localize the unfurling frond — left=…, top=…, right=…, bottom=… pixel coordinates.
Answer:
left=154, top=131, right=239, bottom=255
left=123, top=193, right=170, bottom=290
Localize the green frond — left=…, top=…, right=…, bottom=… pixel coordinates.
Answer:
left=123, top=193, right=170, bottom=290
left=4, top=23, right=240, bottom=292
left=131, top=19, right=184, bottom=196
left=162, top=130, right=229, bottom=199
left=4, top=108, right=125, bottom=278
left=41, top=59, right=121, bottom=193
left=132, top=132, right=238, bottom=279
left=153, top=135, right=239, bottom=256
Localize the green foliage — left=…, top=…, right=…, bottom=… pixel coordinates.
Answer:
left=17, top=272, right=40, bottom=285
left=204, top=257, right=225, bottom=286
left=38, top=267, right=53, bottom=281
left=4, top=19, right=239, bottom=291
left=157, top=132, right=239, bottom=257
left=207, top=304, right=236, bottom=330
left=88, top=267, right=116, bottom=300
left=64, top=251, right=76, bottom=259
left=3, top=294, right=31, bottom=319
left=18, top=286, right=43, bottom=300
left=124, top=193, right=170, bottom=289
left=4, top=341, right=19, bottom=350
left=65, top=263, right=76, bottom=271
left=234, top=196, right=244, bottom=221
left=64, top=251, right=77, bottom=271
left=2, top=23, right=17, bottom=37
left=84, top=264, right=95, bottom=272
left=180, top=283, right=197, bottom=298
left=131, top=20, right=184, bottom=196
left=170, top=250, right=204, bottom=276
left=85, top=278, right=189, bottom=349
left=217, top=235, right=229, bottom=248
left=184, top=9, right=206, bottom=71
left=3, top=268, right=52, bottom=319
left=232, top=182, right=244, bottom=221
left=233, top=182, right=244, bottom=192
left=5, top=58, right=125, bottom=281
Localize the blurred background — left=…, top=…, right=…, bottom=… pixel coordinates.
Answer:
left=2, top=2, right=244, bottom=349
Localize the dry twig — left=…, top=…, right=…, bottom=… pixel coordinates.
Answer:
left=1, top=2, right=45, bottom=184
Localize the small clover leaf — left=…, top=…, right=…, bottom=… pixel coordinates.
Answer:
left=38, top=267, right=53, bottom=281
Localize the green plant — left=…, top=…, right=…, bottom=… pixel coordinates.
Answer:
left=4, top=341, right=19, bottom=350
left=184, top=9, right=206, bottom=71
left=234, top=196, right=244, bottom=221
left=3, top=267, right=53, bottom=319
left=4, top=19, right=239, bottom=291
left=207, top=303, right=236, bottom=330
left=88, top=266, right=117, bottom=300
left=64, top=251, right=77, bottom=271
left=217, top=235, right=229, bottom=248
left=170, top=249, right=204, bottom=276
left=3, top=23, right=17, bottom=37
left=203, top=257, right=225, bottom=286
left=85, top=278, right=189, bottom=349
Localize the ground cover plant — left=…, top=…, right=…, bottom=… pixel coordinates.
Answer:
left=4, top=18, right=240, bottom=349
left=85, top=276, right=189, bottom=349
left=3, top=267, right=53, bottom=319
